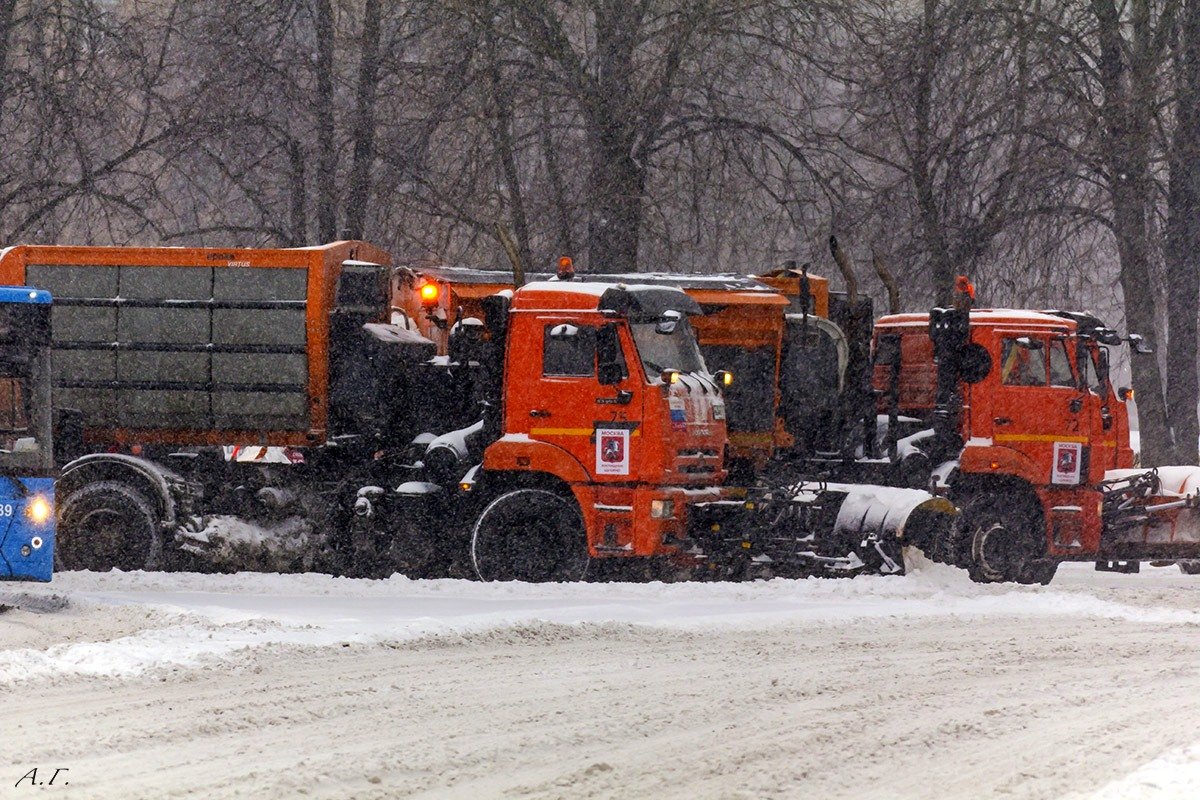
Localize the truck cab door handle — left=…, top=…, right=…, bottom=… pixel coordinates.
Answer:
left=530, top=409, right=551, bottom=418
left=994, top=417, right=1012, bottom=425
left=597, top=390, right=633, bottom=406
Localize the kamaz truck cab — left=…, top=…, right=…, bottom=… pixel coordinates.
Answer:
left=874, top=303, right=1200, bottom=583
left=357, top=279, right=728, bottom=581
left=0, top=286, right=56, bottom=582
left=469, top=281, right=729, bottom=580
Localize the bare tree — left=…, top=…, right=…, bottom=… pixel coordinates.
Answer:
left=1166, top=0, right=1200, bottom=463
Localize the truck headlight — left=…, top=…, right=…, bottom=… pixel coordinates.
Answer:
left=650, top=499, right=675, bottom=519
left=26, top=496, right=51, bottom=525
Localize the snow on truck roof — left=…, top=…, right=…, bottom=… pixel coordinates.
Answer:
left=412, top=266, right=545, bottom=284
left=413, top=266, right=787, bottom=308
left=411, top=265, right=778, bottom=291
left=512, top=281, right=702, bottom=316
left=876, top=308, right=1077, bottom=331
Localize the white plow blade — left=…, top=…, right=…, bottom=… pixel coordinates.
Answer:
left=822, top=483, right=957, bottom=543
left=1105, top=466, right=1200, bottom=544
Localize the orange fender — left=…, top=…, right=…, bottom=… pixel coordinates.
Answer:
left=482, top=434, right=591, bottom=485
left=960, top=444, right=1045, bottom=485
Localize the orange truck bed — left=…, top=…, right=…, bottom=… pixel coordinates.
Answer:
left=0, top=241, right=391, bottom=447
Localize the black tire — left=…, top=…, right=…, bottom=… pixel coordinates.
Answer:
left=470, top=488, right=589, bottom=582
left=954, top=493, right=1056, bottom=585
left=1179, top=560, right=1200, bottom=575
left=57, top=481, right=162, bottom=572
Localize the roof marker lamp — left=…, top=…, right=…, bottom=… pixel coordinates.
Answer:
left=556, top=256, right=576, bottom=281
left=419, top=282, right=440, bottom=306
left=661, top=368, right=681, bottom=385
left=716, top=370, right=733, bottom=387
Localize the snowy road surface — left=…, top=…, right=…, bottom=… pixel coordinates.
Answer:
left=2, top=556, right=1200, bottom=799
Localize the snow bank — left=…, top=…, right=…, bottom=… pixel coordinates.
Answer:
left=4, top=559, right=1199, bottom=686
left=1079, top=741, right=1200, bottom=799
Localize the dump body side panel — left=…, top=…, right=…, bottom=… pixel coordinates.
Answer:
left=0, top=242, right=390, bottom=448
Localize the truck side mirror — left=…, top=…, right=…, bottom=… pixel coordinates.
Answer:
left=1127, top=333, right=1153, bottom=354
left=481, top=292, right=511, bottom=343
left=873, top=335, right=901, bottom=367
left=597, top=323, right=626, bottom=386
left=958, top=342, right=992, bottom=384
left=1096, top=348, right=1110, bottom=384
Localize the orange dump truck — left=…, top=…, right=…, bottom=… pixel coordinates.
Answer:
left=0, top=241, right=446, bottom=571
left=872, top=303, right=1200, bottom=582
left=353, top=278, right=734, bottom=579
left=0, top=244, right=742, bottom=578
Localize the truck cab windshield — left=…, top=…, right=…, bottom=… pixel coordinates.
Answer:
left=630, top=317, right=706, bottom=378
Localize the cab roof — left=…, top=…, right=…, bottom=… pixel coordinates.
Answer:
left=412, top=266, right=788, bottom=308
left=512, top=281, right=702, bottom=318
left=876, top=308, right=1076, bottom=332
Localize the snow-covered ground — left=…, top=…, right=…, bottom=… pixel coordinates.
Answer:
left=3, top=556, right=1200, bottom=798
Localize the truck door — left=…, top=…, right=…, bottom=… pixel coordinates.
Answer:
left=516, top=320, right=644, bottom=480
left=990, top=333, right=1088, bottom=486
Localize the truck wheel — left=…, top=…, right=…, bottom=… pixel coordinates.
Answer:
left=58, top=481, right=162, bottom=572
left=470, top=488, right=589, bottom=582
left=1179, top=560, right=1200, bottom=575
left=955, top=494, right=1047, bottom=584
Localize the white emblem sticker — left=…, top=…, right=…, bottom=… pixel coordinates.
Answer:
left=1052, top=441, right=1083, bottom=485
left=596, top=428, right=631, bottom=475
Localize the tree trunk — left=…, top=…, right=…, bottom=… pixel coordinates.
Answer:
left=1112, top=176, right=1173, bottom=465
left=1093, top=0, right=1175, bottom=466
left=1166, top=0, right=1200, bottom=464
left=314, top=0, right=338, bottom=242
left=0, top=0, right=16, bottom=133
left=344, top=0, right=381, bottom=241
left=485, top=10, right=532, bottom=273
left=585, top=137, right=643, bottom=273
left=541, top=100, right=574, bottom=259
left=584, top=3, right=645, bottom=274
left=912, top=0, right=955, bottom=305
left=288, top=138, right=307, bottom=246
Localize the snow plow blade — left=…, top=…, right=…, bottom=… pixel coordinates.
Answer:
left=691, top=482, right=956, bottom=578
left=826, top=483, right=957, bottom=551
left=1102, top=467, right=1200, bottom=550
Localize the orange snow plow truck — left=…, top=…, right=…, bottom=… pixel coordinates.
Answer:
left=873, top=299, right=1200, bottom=583
left=0, top=243, right=737, bottom=578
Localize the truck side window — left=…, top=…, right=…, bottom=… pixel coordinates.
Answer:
left=543, top=324, right=596, bottom=377
left=1000, top=337, right=1047, bottom=386
left=1085, top=349, right=1102, bottom=393
left=1048, top=340, right=1075, bottom=387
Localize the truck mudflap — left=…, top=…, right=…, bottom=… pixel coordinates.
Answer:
left=690, top=480, right=955, bottom=579
left=1101, top=467, right=1200, bottom=550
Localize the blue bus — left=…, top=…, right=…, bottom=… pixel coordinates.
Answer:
left=0, top=287, right=55, bottom=582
